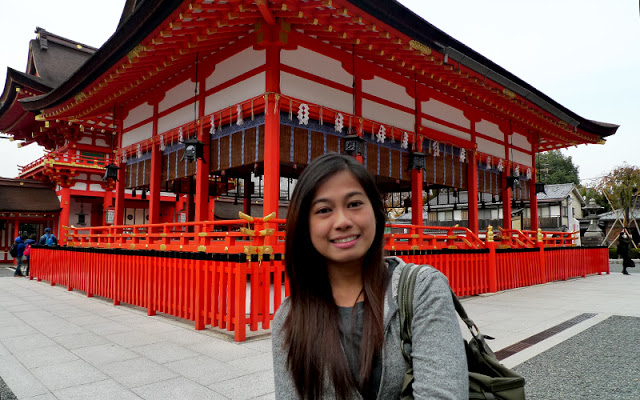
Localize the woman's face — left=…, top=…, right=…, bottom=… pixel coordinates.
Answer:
left=308, top=170, right=376, bottom=272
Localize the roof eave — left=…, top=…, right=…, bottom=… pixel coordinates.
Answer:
left=20, top=0, right=186, bottom=112
left=345, top=0, right=618, bottom=138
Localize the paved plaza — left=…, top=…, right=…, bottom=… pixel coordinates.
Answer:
left=0, top=261, right=638, bottom=399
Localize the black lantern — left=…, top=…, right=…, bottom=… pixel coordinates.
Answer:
left=408, top=152, right=426, bottom=171
left=103, top=163, right=119, bottom=181
left=344, top=135, right=364, bottom=156
left=181, top=137, right=206, bottom=163
left=141, top=190, right=147, bottom=200
left=77, top=201, right=86, bottom=226
left=506, top=175, right=520, bottom=190
left=535, top=182, right=546, bottom=194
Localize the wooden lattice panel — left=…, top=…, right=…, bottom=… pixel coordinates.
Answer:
left=310, top=131, right=324, bottom=160
left=280, top=125, right=291, bottom=163
left=293, top=127, right=308, bottom=165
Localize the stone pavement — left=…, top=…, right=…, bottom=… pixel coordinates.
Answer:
left=0, top=262, right=638, bottom=399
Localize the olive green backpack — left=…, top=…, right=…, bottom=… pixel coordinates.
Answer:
left=398, top=264, right=526, bottom=400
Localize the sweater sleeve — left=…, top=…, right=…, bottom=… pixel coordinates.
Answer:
left=271, top=299, right=301, bottom=400
left=410, top=268, right=468, bottom=399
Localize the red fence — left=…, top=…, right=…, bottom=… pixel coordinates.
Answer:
left=28, top=217, right=609, bottom=342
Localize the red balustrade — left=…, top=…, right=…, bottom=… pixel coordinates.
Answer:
left=29, top=217, right=609, bottom=342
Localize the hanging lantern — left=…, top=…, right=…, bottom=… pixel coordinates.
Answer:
left=506, top=175, right=520, bottom=190
left=103, top=164, right=119, bottom=181
left=344, top=135, right=364, bottom=157
left=77, top=201, right=86, bottom=226
left=408, top=152, right=426, bottom=171
left=535, top=182, right=546, bottom=194
left=180, top=137, right=206, bottom=163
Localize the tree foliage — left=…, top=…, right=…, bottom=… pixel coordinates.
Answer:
left=536, top=150, right=580, bottom=185
left=594, top=163, right=640, bottom=229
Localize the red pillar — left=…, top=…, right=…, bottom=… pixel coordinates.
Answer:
left=195, top=76, right=210, bottom=222
left=529, top=152, right=539, bottom=232
left=502, top=175, right=512, bottom=230
left=467, top=150, right=479, bottom=235
left=114, top=162, right=126, bottom=226
left=411, top=91, right=423, bottom=226
left=263, top=42, right=281, bottom=217
left=59, top=186, right=71, bottom=245
left=149, top=103, right=161, bottom=225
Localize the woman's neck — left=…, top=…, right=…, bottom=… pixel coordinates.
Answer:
left=328, top=261, right=364, bottom=307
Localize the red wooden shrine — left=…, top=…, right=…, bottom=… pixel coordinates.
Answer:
left=0, top=1, right=617, bottom=340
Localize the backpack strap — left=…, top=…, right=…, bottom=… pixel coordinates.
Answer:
left=398, top=264, right=481, bottom=360
left=398, top=263, right=424, bottom=366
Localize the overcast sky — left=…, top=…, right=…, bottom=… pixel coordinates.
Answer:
left=1, top=0, right=638, bottom=185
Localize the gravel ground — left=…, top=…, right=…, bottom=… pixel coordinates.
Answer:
left=0, top=375, right=17, bottom=400
left=514, top=315, right=640, bottom=399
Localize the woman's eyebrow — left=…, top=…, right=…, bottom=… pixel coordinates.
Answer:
left=311, top=191, right=365, bottom=207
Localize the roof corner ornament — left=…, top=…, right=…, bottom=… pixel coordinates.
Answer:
left=35, top=27, right=48, bottom=50
left=409, top=40, right=431, bottom=56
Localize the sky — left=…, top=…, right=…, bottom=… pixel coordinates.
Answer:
left=1, top=0, right=638, bottom=185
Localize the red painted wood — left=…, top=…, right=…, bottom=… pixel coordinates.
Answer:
left=263, top=40, right=281, bottom=217
left=149, top=103, right=161, bottom=225
left=195, top=76, right=209, bottom=223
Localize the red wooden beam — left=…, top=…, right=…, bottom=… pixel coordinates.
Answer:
left=256, top=0, right=276, bottom=24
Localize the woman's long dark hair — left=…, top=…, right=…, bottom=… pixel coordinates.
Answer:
left=282, top=153, right=388, bottom=400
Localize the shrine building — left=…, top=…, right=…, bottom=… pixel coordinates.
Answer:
left=0, top=0, right=617, bottom=341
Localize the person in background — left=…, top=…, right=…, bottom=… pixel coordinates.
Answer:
left=22, top=234, right=37, bottom=277
left=39, top=227, right=58, bottom=246
left=617, top=232, right=635, bottom=275
left=14, top=234, right=28, bottom=277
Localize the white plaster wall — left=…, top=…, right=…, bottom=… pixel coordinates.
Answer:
left=422, top=99, right=470, bottom=130
left=158, top=105, right=197, bottom=135
left=282, top=47, right=352, bottom=87
left=72, top=182, right=87, bottom=190
left=363, top=76, right=414, bottom=109
left=421, top=119, right=471, bottom=142
left=124, top=103, right=153, bottom=130
left=511, top=149, right=532, bottom=167
left=77, top=136, right=93, bottom=145
left=122, top=122, right=153, bottom=147
left=476, top=119, right=504, bottom=141
left=96, top=138, right=107, bottom=147
left=476, top=137, right=505, bottom=158
left=204, top=73, right=265, bottom=115
left=281, top=72, right=352, bottom=114
left=510, top=132, right=531, bottom=151
left=76, top=173, right=88, bottom=180
left=89, top=184, right=106, bottom=192
left=363, top=99, right=413, bottom=132
left=159, top=79, right=195, bottom=113
left=205, top=47, right=266, bottom=90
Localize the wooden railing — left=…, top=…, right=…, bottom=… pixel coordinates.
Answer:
left=19, top=151, right=114, bottom=175
left=28, top=216, right=609, bottom=342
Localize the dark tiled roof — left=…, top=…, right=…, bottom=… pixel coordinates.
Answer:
left=28, top=30, right=96, bottom=87
left=598, top=208, right=640, bottom=221
left=0, top=178, right=60, bottom=212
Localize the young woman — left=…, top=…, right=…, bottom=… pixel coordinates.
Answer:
left=272, top=153, right=468, bottom=399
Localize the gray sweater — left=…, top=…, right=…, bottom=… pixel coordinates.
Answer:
left=272, top=257, right=468, bottom=399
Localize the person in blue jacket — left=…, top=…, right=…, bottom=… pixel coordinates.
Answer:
left=13, top=234, right=27, bottom=277
left=39, top=228, right=58, bottom=246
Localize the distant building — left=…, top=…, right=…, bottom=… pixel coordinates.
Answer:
left=395, top=183, right=585, bottom=234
